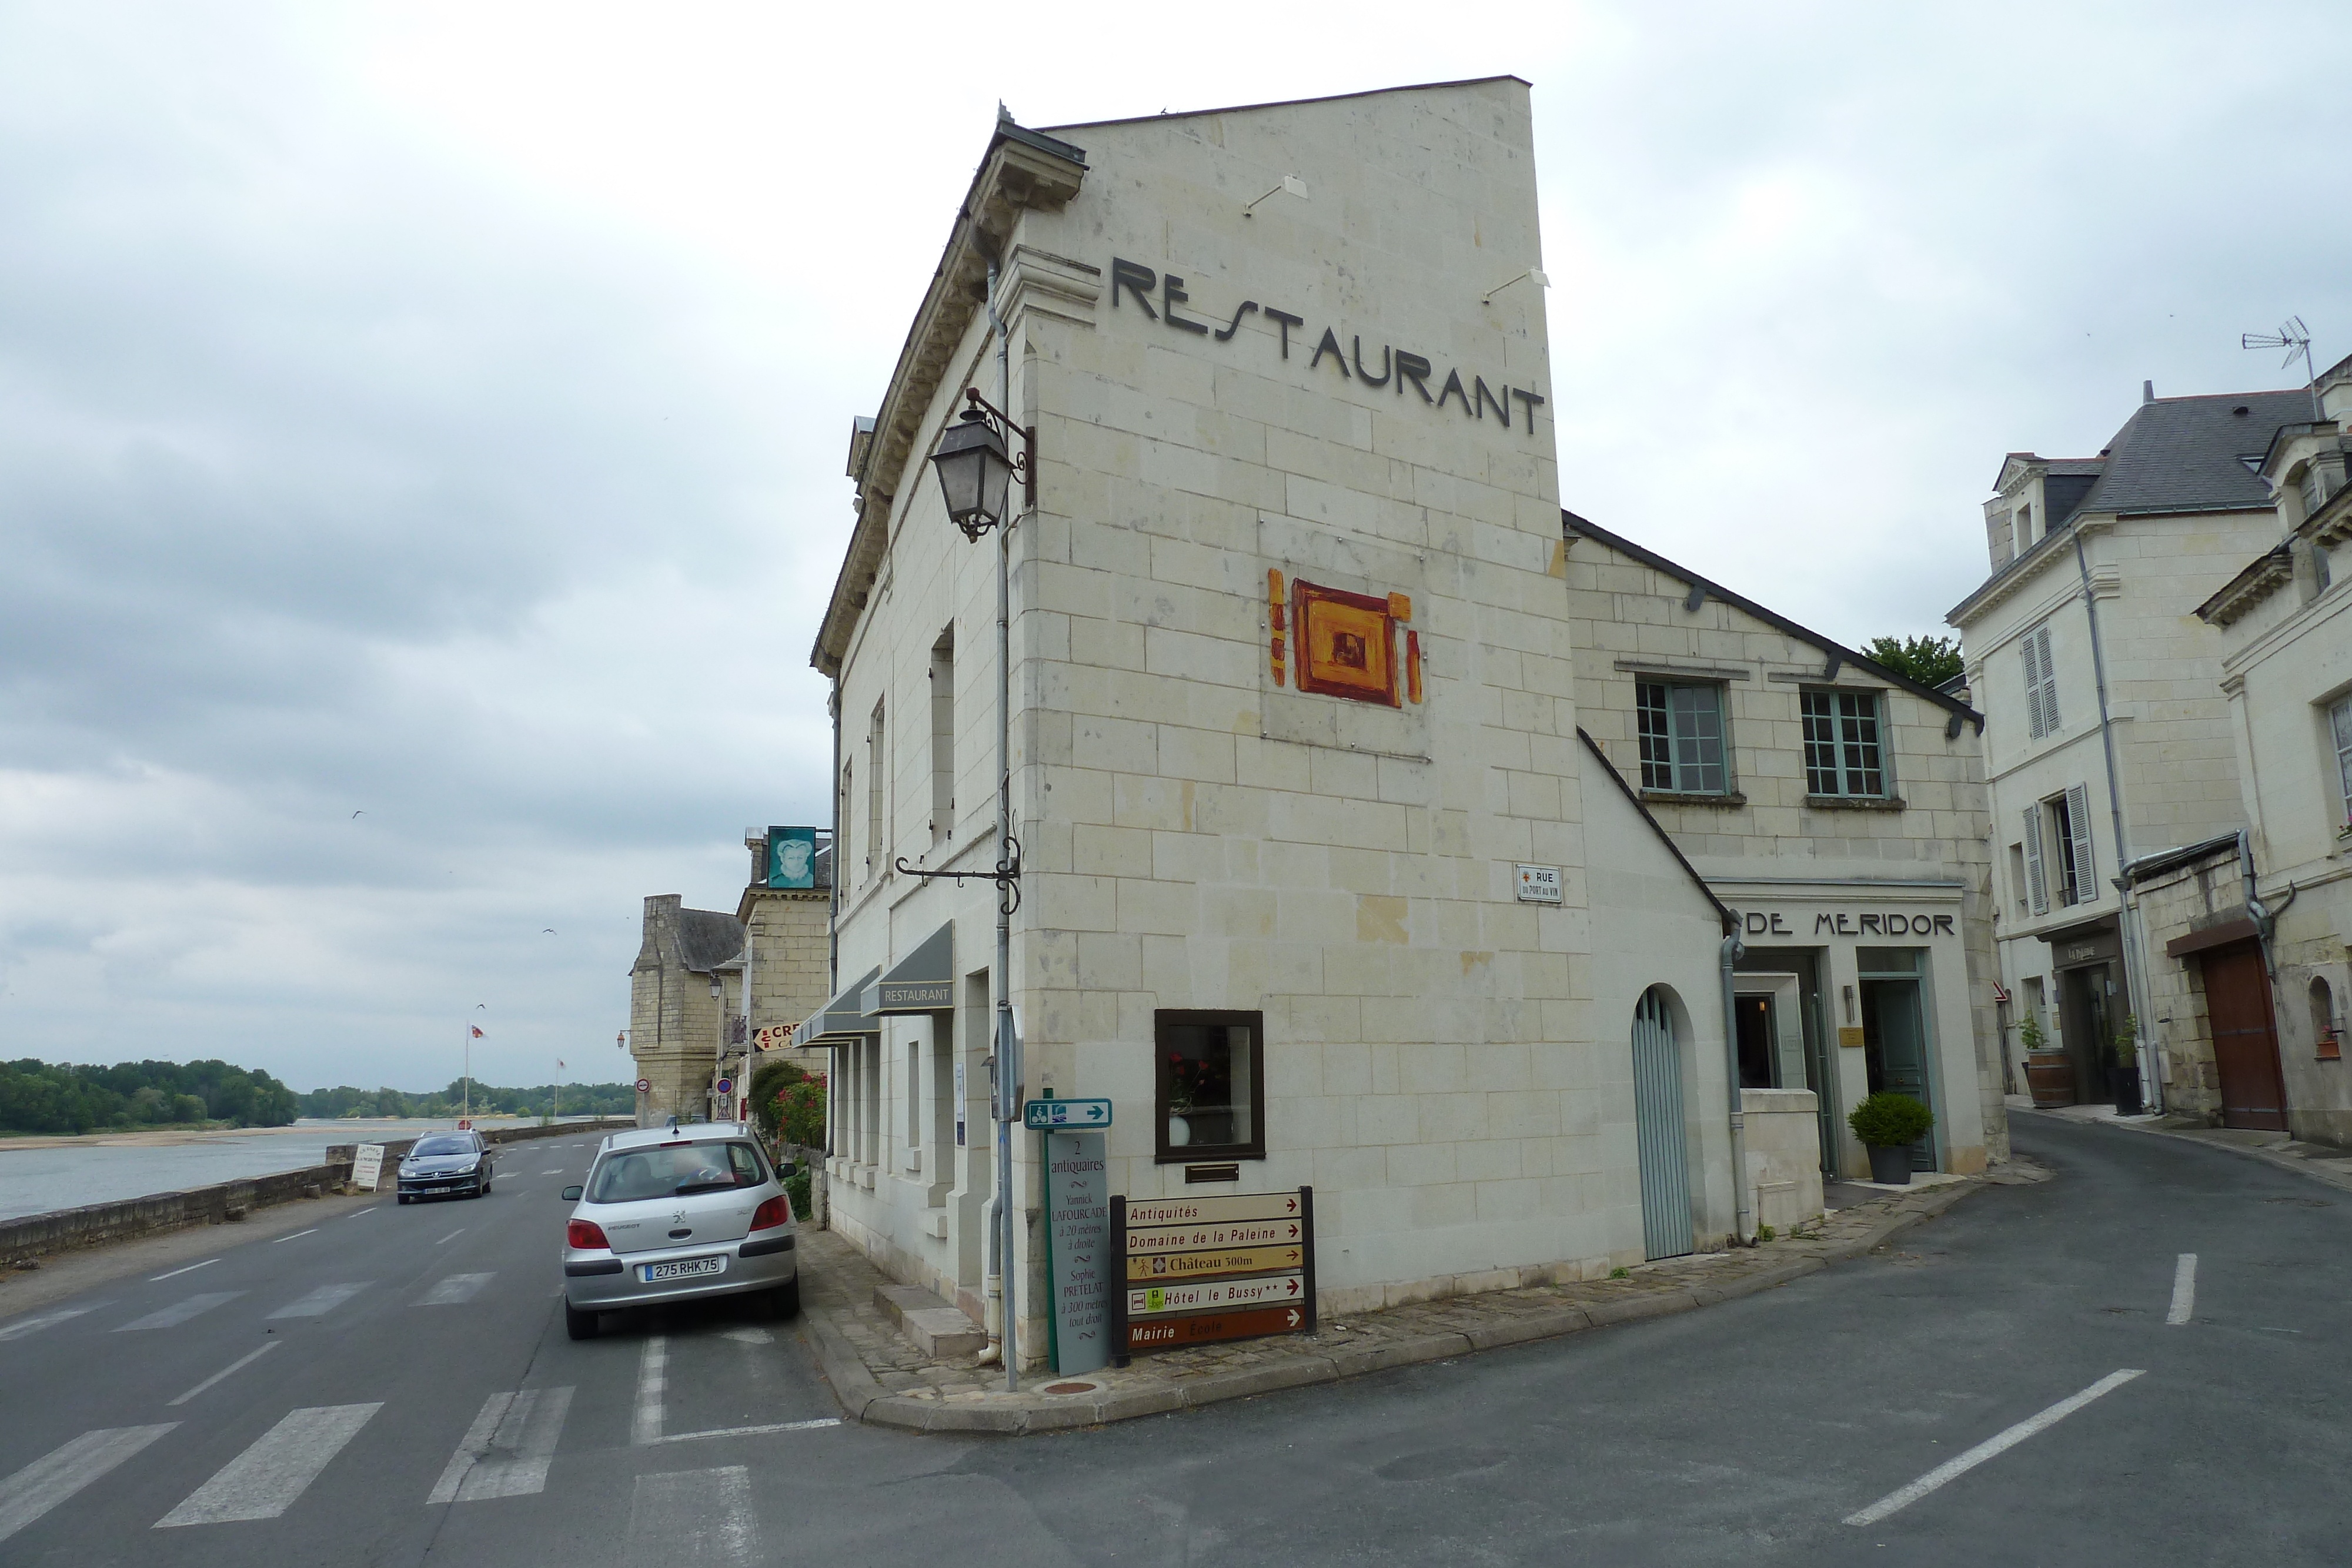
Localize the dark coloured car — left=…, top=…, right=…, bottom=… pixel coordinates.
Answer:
left=396, top=1130, right=494, bottom=1202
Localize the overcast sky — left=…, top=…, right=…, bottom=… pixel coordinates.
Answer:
left=4, top=2, right=2345, bottom=1093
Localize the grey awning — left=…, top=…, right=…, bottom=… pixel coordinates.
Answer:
left=792, top=966, right=881, bottom=1049
left=864, top=924, right=954, bottom=1015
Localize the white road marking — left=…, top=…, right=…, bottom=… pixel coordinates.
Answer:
left=720, top=1328, right=771, bottom=1345
left=151, top=1259, right=220, bottom=1282
left=0, top=1425, right=178, bottom=1545
left=155, top=1403, right=380, bottom=1526
left=168, top=1343, right=279, bottom=1406
left=2167, top=1253, right=2197, bottom=1325
left=0, top=1305, right=102, bottom=1342
left=542, top=1169, right=564, bottom=1175
left=632, top=1336, right=669, bottom=1446
left=427, top=1386, right=574, bottom=1503
left=269, top=1228, right=319, bottom=1245
left=648, top=1418, right=840, bottom=1445
left=118, top=1293, right=242, bottom=1332
left=1844, top=1370, right=2146, bottom=1527
left=626, top=1466, right=756, bottom=1565
left=419, top=1273, right=495, bottom=1306
left=345, top=1208, right=375, bottom=1219
left=268, top=1282, right=368, bottom=1319
left=435, top=1229, right=466, bottom=1246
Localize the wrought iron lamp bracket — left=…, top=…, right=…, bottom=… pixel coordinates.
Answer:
left=891, top=833, right=1023, bottom=915
left=954, top=386, right=1035, bottom=541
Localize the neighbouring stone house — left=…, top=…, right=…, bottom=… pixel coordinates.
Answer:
left=628, top=894, right=742, bottom=1125
left=1948, top=384, right=2308, bottom=1118
left=2129, top=352, right=2352, bottom=1143
left=1564, top=514, right=2004, bottom=1181
left=795, top=79, right=1759, bottom=1371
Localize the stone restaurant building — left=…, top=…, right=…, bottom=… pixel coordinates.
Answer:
left=797, top=79, right=1770, bottom=1368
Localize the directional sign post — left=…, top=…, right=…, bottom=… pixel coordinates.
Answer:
left=1024, top=1098, right=1112, bottom=1131
left=1110, top=1186, right=1314, bottom=1365
left=1042, top=1131, right=1110, bottom=1376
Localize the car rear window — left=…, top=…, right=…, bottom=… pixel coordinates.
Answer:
left=587, top=1141, right=768, bottom=1203
left=412, top=1135, right=474, bottom=1156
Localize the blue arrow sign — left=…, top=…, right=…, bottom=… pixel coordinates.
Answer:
left=1024, top=1098, right=1113, bottom=1129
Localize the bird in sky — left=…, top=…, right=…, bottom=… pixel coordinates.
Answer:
left=543, top=928, right=557, bottom=934
left=350, top=810, right=365, bottom=818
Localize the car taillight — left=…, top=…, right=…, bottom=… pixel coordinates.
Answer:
left=567, top=1219, right=609, bottom=1249
left=749, top=1195, right=790, bottom=1231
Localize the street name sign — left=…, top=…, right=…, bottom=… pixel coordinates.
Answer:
left=1125, top=1242, right=1304, bottom=1282
left=1044, top=1131, right=1110, bottom=1376
left=1129, top=1272, right=1304, bottom=1318
left=351, top=1144, right=385, bottom=1192
left=1127, top=1305, right=1307, bottom=1351
left=1024, top=1098, right=1112, bottom=1129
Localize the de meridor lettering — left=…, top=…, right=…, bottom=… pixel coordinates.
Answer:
left=1109, top=258, right=1544, bottom=439
left=1738, top=910, right=1958, bottom=939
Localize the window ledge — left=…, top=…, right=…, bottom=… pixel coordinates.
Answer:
left=1639, top=790, right=1748, bottom=809
left=1805, top=794, right=1906, bottom=812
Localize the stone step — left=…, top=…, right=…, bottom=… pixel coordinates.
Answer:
left=872, top=1282, right=988, bottom=1359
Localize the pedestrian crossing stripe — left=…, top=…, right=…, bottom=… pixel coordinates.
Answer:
left=155, top=1403, right=382, bottom=1527
left=0, top=1425, right=176, bottom=1545
left=429, top=1388, right=573, bottom=1503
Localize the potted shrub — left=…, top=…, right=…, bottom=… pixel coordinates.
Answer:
left=2110, top=1017, right=2144, bottom=1116
left=2020, top=1009, right=2073, bottom=1108
left=1848, top=1092, right=1935, bottom=1185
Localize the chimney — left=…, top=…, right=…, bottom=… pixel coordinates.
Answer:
left=2143, top=379, right=2155, bottom=403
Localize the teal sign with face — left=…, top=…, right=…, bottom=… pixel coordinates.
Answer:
left=767, top=827, right=817, bottom=889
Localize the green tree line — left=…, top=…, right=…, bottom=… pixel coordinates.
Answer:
left=296, top=1081, right=639, bottom=1120
left=0, top=1058, right=301, bottom=1135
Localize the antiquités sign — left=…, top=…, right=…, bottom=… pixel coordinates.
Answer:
left=1110, top=1187, right=1317, bottom=1361
left=1111, top=258, right=1545, bottom=441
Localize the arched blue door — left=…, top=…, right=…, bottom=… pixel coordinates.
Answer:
left=1632, top=987, right=1694, bottom=1260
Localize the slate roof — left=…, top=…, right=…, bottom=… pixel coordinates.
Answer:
left=677, top=910, right=744, bottom=974
left=2072, top=390, right=2310, bottom=516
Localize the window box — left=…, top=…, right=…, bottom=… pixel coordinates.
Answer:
left=1155, top=1011, right=1265, bottom=1164
left=1805, top=794, right=1907, bottom=813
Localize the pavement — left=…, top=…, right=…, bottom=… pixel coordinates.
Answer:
left=3, top=1115, right=2347, bottom=1566
left=797, top=1168, right=2020, bottom=1433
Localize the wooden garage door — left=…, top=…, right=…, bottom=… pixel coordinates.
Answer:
left=2201, top=941, right=2287, bottom=1131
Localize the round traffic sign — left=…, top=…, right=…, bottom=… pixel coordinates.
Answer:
left=634, top=1078, right=651, bottom=1094
left=716, top=1078, right=734, bottom=1095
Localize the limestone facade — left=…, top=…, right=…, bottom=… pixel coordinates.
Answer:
left=1564, top=517, right=2004, bottom=1176
left=1949, top=387, right=2307, bottom=1112
left=627, top=894, right=741, bottom=1124
left=806, top=81, right=1739, bottom=1366
left=2144, top=353, right=2352, bottom=1142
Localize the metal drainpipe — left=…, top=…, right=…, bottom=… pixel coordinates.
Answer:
left=978, top=251, right=1023, bottom=1389
left=2072, top=529, right=2154, bottom=1111
left=1720, top=926, right=1754, bottom=1245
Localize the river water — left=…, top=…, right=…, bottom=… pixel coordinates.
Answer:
left=0, top=1118, right=610, bottom=1223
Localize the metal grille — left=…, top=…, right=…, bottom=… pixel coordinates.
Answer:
left=1631, top=987, right=1693, bottom=1260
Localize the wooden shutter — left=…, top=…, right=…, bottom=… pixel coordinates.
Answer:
left=2064, top=783, right=2096, bottom=899
left=2022, top=805, right=2049, bottom=914
left=2034, top=625, right=2060, bottom=734
left=2021, top=634, right=2046, bottom=739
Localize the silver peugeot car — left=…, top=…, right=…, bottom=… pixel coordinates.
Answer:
left=396, top=1130, right=494, bottom=1202
left=559, top=1121, right=798, bottom=1340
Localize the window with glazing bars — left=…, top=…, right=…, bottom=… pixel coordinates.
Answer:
left=2331, top=694, right=2352, bottom=825
left=1800, top=689, right=1886, bottom=797
left=1635, top=681, right=1728, bottom=794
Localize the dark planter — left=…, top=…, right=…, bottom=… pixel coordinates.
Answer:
left=2110, top=1065, right=2144, bottom=1116
left=1866, top=1144, right=1912, bottom=1185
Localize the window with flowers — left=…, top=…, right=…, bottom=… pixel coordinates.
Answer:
left=1155, top=1011, right=1264, bottom=1162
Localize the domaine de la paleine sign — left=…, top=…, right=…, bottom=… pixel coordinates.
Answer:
left=1110, top=258, right=1545, bottom=439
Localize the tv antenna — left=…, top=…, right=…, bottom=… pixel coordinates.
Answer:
left=2242, top=316, right=2320, bottom=417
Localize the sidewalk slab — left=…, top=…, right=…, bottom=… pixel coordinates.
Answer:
left=791, top=1166, right=2008, bottom=1437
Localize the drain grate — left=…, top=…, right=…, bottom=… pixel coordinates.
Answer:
left=1040, top=1380, right=1101, bottom=1396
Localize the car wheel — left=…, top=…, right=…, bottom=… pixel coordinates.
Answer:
left=564, top=1302, right=599, bottom=1340
left=767, top=1278, right=800, bottom=1319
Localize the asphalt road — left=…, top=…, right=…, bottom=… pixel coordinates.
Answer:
left=3, top=1115, right=2345, bottom=1566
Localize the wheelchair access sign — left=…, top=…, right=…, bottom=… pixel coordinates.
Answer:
left=1023, top=1098, right=1112, bottom=1130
